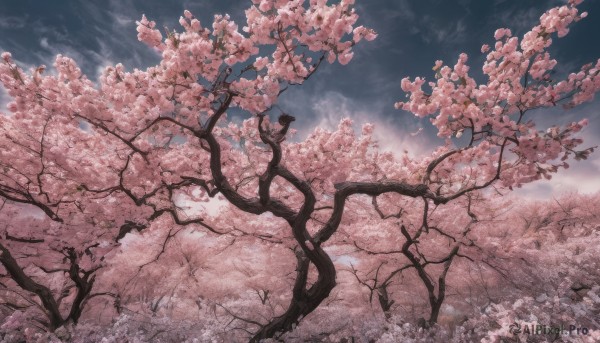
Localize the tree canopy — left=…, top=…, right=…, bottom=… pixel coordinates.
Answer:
left=1, top=0, right=599, bottom=341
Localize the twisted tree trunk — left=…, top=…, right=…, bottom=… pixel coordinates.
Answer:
left=250, top=246, right=336, bottom=341
left=197, top=98, right=448, bottom=340
left=0, top=243, right=63, bottom=331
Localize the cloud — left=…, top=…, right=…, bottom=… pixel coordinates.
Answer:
left=288, top=91, right=436, bottom=158
left=516, top=153, right=600, bottom=199
left=381, top=0, right=416, bottom=22
left=495, top=7, right=540, bottom=34
left=414, top=17, right=467, bottom=46
left=0, top=16, right=26, bottom=29
left=33, top=36, right=107, bottom=77
left=111, top=13, right=134, bottom=27
left=376, top=1, right=467, bottom=47
left=40, top=37, right=49, bottom=49
left=491, top=0, right=563, bottom=35
left=26, top=1, right=162, bottom=81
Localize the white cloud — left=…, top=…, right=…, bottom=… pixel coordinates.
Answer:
left=40, top=37, right=49, bottom=49
left=290, top=91, right=436, bottom=159
left=515, top=159, right=600, bottom=200
left=111, top=13, right=134, bottom=27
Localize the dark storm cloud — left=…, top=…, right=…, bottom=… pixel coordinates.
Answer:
left=0, top=0, right=599, bottom=197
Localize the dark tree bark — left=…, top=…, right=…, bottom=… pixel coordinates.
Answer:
left=399, top=225, right=460, bottom=326
left=197, top=106, right=341, bottom=341
left=64, top=248, right=97, bottom=325
left=377, top=284, right=395, bottom=319
left=0, top=243, right=99, bottom=331
left=194, top=97, right=450, bottom=340
left=0, top=243, right=63, bottom=331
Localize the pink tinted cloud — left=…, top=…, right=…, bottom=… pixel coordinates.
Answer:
left=295, top=91, right=436, bottom=159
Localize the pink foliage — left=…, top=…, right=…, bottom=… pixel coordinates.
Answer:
left=0, top=0, right=599, bottom=341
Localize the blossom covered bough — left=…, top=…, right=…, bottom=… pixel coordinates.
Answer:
left=0, top=0, right=599, bottom=341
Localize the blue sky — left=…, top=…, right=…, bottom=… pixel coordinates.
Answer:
left=1, top=0, right=599, bottom=198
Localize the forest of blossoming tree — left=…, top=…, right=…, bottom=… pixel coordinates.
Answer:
left=0, top=0, right=599, bottom=342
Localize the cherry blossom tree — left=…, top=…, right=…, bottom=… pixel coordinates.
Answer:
left=0, top=0, right=599, bottom=341
left=346, top=194, right=488, bottom=326
left=0, top=186, right=150, bottom=336
left=444, top=192, right=600, bottom=343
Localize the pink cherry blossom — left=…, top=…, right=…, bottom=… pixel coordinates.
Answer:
left=0, top=0, right=598, bottom=341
